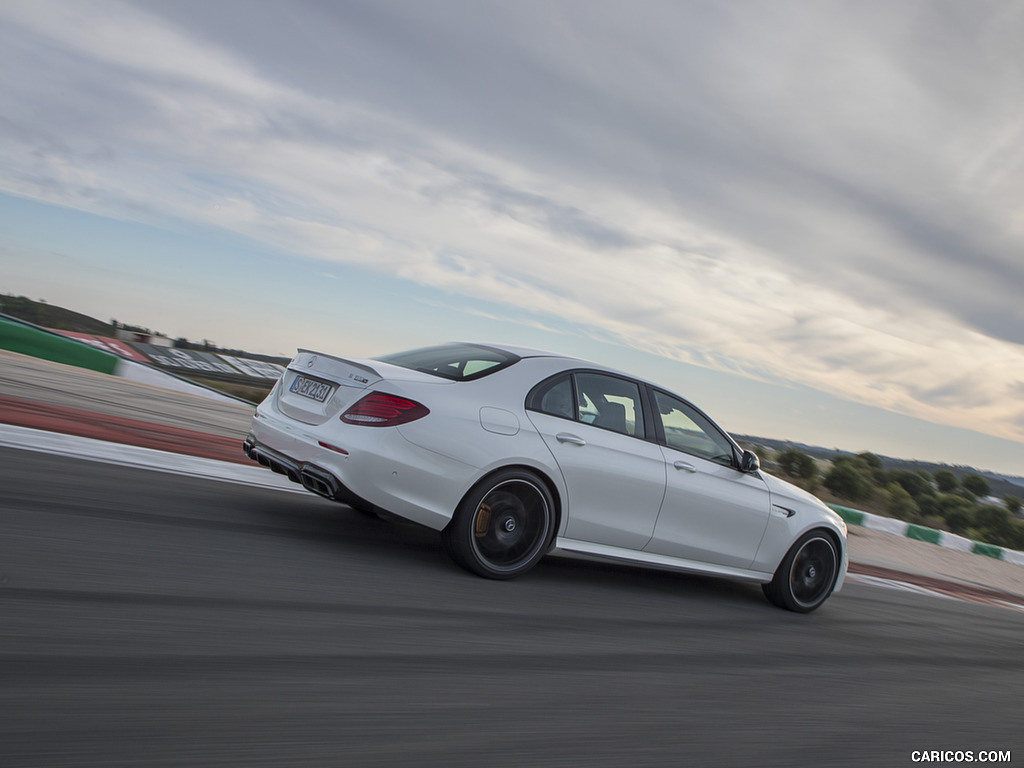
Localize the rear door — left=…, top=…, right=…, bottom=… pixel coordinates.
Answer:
left=526, top=372, right=666, bottom=550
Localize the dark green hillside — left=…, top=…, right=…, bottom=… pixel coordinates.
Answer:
left=0, top=294, right=114, bottom=335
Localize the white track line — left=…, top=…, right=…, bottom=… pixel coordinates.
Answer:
left=0, top=423, right=305, bottom=493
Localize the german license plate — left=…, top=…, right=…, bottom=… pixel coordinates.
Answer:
left=289, top=375, right=334, bottom=403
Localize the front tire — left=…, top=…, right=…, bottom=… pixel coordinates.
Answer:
left=442, top=469, right=555, bottom=580
left=763, top=531, right=839, bottom=613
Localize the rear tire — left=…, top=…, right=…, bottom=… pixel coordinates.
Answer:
left=442, top=469, right=555, bottom=580
left=763, top=531, right=839, bottom=613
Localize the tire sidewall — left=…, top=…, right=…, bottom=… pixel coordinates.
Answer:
left=448, top=468, right=555, bottom=580
left=771, top=530, right=840, bottom=613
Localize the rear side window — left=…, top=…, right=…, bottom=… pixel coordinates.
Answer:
left=575, top=372, right=644, bottom=438
left=531, top=374, right=574, bottom=419
left=528, top=371, right=645, bottom=438
left=375, top=343, right=520, bottom=381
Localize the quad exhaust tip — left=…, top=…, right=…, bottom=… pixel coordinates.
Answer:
left=245, top=438, right=362, bottom=507
left=299, top=467, right=341, bottom=500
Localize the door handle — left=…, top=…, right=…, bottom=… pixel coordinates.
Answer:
left=556, top=432, right=587, bottom=446
left=673, top=460, right=697, bottom=473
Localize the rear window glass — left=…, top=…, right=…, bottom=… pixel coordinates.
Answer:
left=375, top=343, right=520, bottom=381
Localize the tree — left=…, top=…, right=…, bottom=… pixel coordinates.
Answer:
left=961, top=473, right=990, bottom=499
left=885, top=482, right=918, bottom=521
left=1006, top=495, right=1022, bottom=516
left=824, top=462, right=874, bottom=502
left=855, top=452, right=886, bottom=483
left=937, top=495, right=977, bottom=535
left=777, top=449, right=817, bottom=480
left=888, top=469, right=934, bottom=500
left=974, top=505, right=1014, bottom=541
left=934, top=470, right=958, bottom=493
left=857, top=452, right=883, bottom=470
left=916, top=493, right=941, bottom=519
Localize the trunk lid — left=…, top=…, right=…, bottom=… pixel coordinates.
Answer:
left=276, top=350, right=451, bottom=425
left=276, top=350, right=384, bottom=425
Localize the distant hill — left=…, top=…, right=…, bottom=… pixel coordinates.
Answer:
left=0, top=293, right=114, bottom=336
left=1, top=293, right=288, bottom=365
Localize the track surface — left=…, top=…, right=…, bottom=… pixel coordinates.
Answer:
left=2, top=447, right=1022, bottom=767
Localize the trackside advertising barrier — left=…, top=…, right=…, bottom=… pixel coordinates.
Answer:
left=129, top=343, right=286, bottom=380
left=41, top=328, right=288, bottom=382
left=828, top=503, right=1024, bottom=566
left=0, top=316, right=245, bottom=404
left=0, top=316, right=119, bottom=374
left=52, top=330, right=151, bottom=363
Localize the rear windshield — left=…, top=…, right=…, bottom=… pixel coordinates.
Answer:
left=375, top=343, right=520, bottom=381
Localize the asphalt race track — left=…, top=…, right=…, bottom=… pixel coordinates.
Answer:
left=2, top=447, right=1022, bottom=767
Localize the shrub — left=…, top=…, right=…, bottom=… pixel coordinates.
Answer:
left=934, top=470, right=958, bottom=493
left=856, top=452, right=887, bottom=483
left=974, top=505, right=1014, bottom=540
left=936, top=495, right=977, bottom=535
left=824, top=461, right=874, bottom=502
left=1005, top=520, right=1024, bottom=550
left=885, top=482, right=919, bottom=521
left=962, top=473, right=990, bottom=498
left=777, top=449, right=818, bottom=480
left=888, top=469, right=934, bottom=500
left=916, top=494, right=941, bottom=519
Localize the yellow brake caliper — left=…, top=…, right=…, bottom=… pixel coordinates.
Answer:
left=474, top=503, right=492, bottom=538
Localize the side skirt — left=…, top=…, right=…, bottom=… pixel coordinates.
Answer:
left=550, top=537, right=774, bottom=584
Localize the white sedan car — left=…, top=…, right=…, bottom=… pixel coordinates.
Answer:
left=244, top=342, right=847, bottom=612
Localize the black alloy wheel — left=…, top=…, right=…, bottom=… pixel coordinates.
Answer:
left=763, top=531, right=840, bottom=613
left=443, top=469, right=555, bottom=579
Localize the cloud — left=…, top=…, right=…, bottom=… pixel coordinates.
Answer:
left=1, top=0, right=1024, bottom=444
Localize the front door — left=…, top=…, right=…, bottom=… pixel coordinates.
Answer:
left=644, top=391, right=771, bottom=569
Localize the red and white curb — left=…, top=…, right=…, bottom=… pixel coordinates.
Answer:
left=846, top=572, right=1024, bottom=613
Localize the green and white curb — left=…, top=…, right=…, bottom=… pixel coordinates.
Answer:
left=0, top=315, right=243, bottom=404
left=828, top=504, right=1024, bottom=567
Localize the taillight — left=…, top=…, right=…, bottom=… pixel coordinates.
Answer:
left=340, top=392, right=430, bottom=426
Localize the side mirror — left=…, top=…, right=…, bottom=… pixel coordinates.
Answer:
left=740, top=450, right=761, bottom=473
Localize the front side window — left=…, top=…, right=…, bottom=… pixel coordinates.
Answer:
left=654, top=391, right=734, bottom=466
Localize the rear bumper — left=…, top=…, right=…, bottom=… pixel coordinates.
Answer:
left=243, top=405, right=474, bottom=530
left=242, top=437, right=375, bottom=511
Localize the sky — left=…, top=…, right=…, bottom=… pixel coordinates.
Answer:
left=1, top=0, right=1023, bottom=475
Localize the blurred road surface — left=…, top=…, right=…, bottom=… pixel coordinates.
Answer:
left=1, top=448, right=1021, bottom=767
